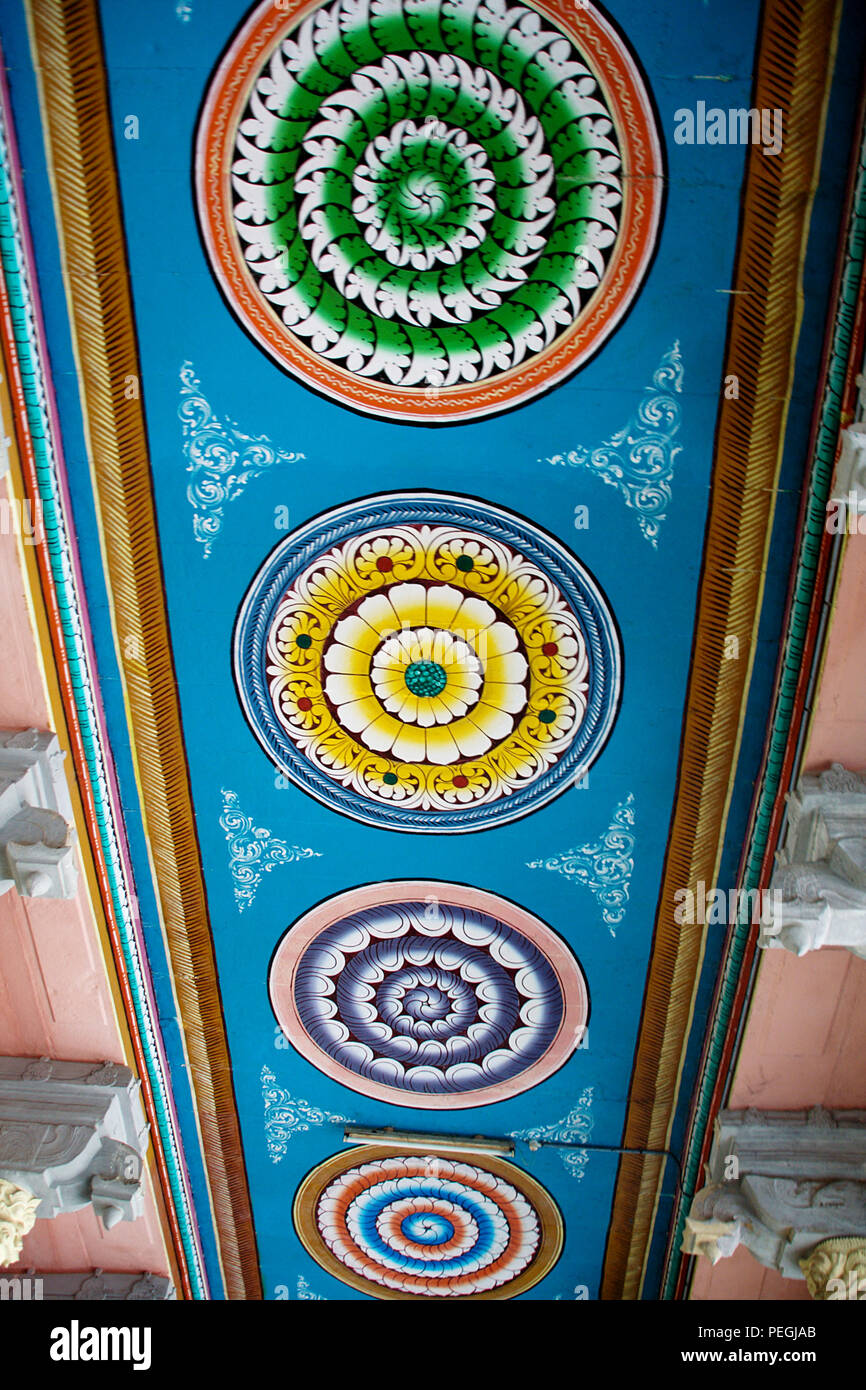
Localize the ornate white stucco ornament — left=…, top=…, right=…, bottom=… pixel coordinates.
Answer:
left=800, top=1237, right=866, bottom=1300
left=0, top=1178, right=40, bottom=1267
left=759, top=764, right=866, bottom=959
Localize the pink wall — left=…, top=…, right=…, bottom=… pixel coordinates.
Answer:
left=0, top=482, right=50, bottom=727
left=3, top=1192, right=170, bottom=1279
left=728, top=949, right=866, bottom=1110
left=0, top=479, right=171, bottom=1278
left=690, top=531, right=866, bottom=1301
left=691, top=1247, right=812, bottom=1302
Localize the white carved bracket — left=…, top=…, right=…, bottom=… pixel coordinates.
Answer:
left=18, top=1267, right=175, bottom=1299
left=684, top=1107, right=866, bottom=1282
left=833, top=422, right=866, bottom=511
left=759, top=765, right=866, bottom=959
left=0, top=729, right=77, bottom=899
left=0, top=1058, right=148, bottom=1236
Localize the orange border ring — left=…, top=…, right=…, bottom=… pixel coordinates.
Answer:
left=195, top=0, right=663, bottom=422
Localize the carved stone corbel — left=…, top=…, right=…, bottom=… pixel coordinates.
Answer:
left=759, top=864, right=866, bottom=959
left=7, top=1267, right=176, bottom=1300
left=778, top=764, right=866, bottom=872
left=832, top=423, right=866, bottom=512
left=759, top=765, right=866, bottom=958
left=0, top=1058, right=148, bottom=1250
left=0, top=730, right=77, bottom=899
left=683, top=1108, right=866, bottom=1282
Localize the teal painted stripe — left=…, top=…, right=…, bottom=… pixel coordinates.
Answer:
left=0, top=112, right=208, bottom=1299
left=662, top=114, right=866, bottom=1301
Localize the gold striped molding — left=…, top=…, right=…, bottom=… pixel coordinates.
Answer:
left=601, top=0, right=841, bottom=1298
left=25, top=0, right=261, bottom=1299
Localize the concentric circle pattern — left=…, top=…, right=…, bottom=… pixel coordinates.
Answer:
left=234, top=493, right=621, bottom=831
left=294, top=1147, right=563, bottom=1298
left=197, top=0, right=662, bottom=421
left=269, top=881, right=588, bottom=1107
left=350, top=115, right=497, bottom=273
left=271, top=884, right=587, bottom=1104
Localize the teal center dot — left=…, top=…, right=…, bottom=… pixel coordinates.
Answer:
left=539, top=709, right=557, bottom=724
left=295, top=633, right=312, bottom=649
left=455, top=555, right=474, bottom=572
left=383, top=772, right=399, bottom=785
left=405, top=660, right=448, bottom=698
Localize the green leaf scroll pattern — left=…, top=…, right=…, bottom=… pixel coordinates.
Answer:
left=231, top=0, right=624, bottom=389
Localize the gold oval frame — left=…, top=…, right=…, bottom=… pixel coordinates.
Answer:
left=293, top=1144, right=564, bottom=1300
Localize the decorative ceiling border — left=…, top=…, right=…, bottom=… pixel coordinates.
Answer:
left=665, top=80, right=866, bottom=1303
left=23, top=0, right=261, bottom=1299
left=0, top=62, right=204, bottom=1298
left=600, top=0, right=843, bottom=1298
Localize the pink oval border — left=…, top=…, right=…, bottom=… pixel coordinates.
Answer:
left=269, top=880, right=589, bottom=1109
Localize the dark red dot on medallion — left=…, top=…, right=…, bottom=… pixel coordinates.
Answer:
left=297, top=697, right=313, bottom=711
left=453, top=774, right=469, bottom=788
left=541, top=642, right=558, bottom=656
left=376, top=556, right=394, bottom=572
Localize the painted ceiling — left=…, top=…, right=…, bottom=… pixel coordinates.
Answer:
left=0, top=0, right=860, bottom=1299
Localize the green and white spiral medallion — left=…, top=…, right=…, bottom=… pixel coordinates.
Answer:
left=197, top=0, right=662, bottom=422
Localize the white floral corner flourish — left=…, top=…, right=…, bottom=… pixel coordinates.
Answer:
left=296, top=1275, right=326, bottom=1300
left=179, top=362, right=305, bottom=557
left=543, top=343, right=684, bottom=545
left=527, top=794, right=635, bottom=935
left=261, top=1065, right=349, bottom=1164
left=220, top=789, right=321, bottom=912
left=511, top=1086, right=595, bottom=1180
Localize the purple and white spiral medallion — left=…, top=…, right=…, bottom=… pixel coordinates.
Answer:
left=269, top=881, right=588, bottom=1108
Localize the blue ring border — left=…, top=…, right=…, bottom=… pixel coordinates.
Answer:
left=233, top=491, right=622, bottom=832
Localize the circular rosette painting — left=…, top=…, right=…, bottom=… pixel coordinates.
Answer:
left=294, top=1146, right=563, bottom=1298
left=196, top=0, right=662, bottom=422
left=270, top=881, right=588, bottom=1107
left=234, top=492, right=621, bottom=831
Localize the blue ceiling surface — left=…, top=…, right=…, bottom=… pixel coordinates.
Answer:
left=4, top=0, right=849, bottom=1299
